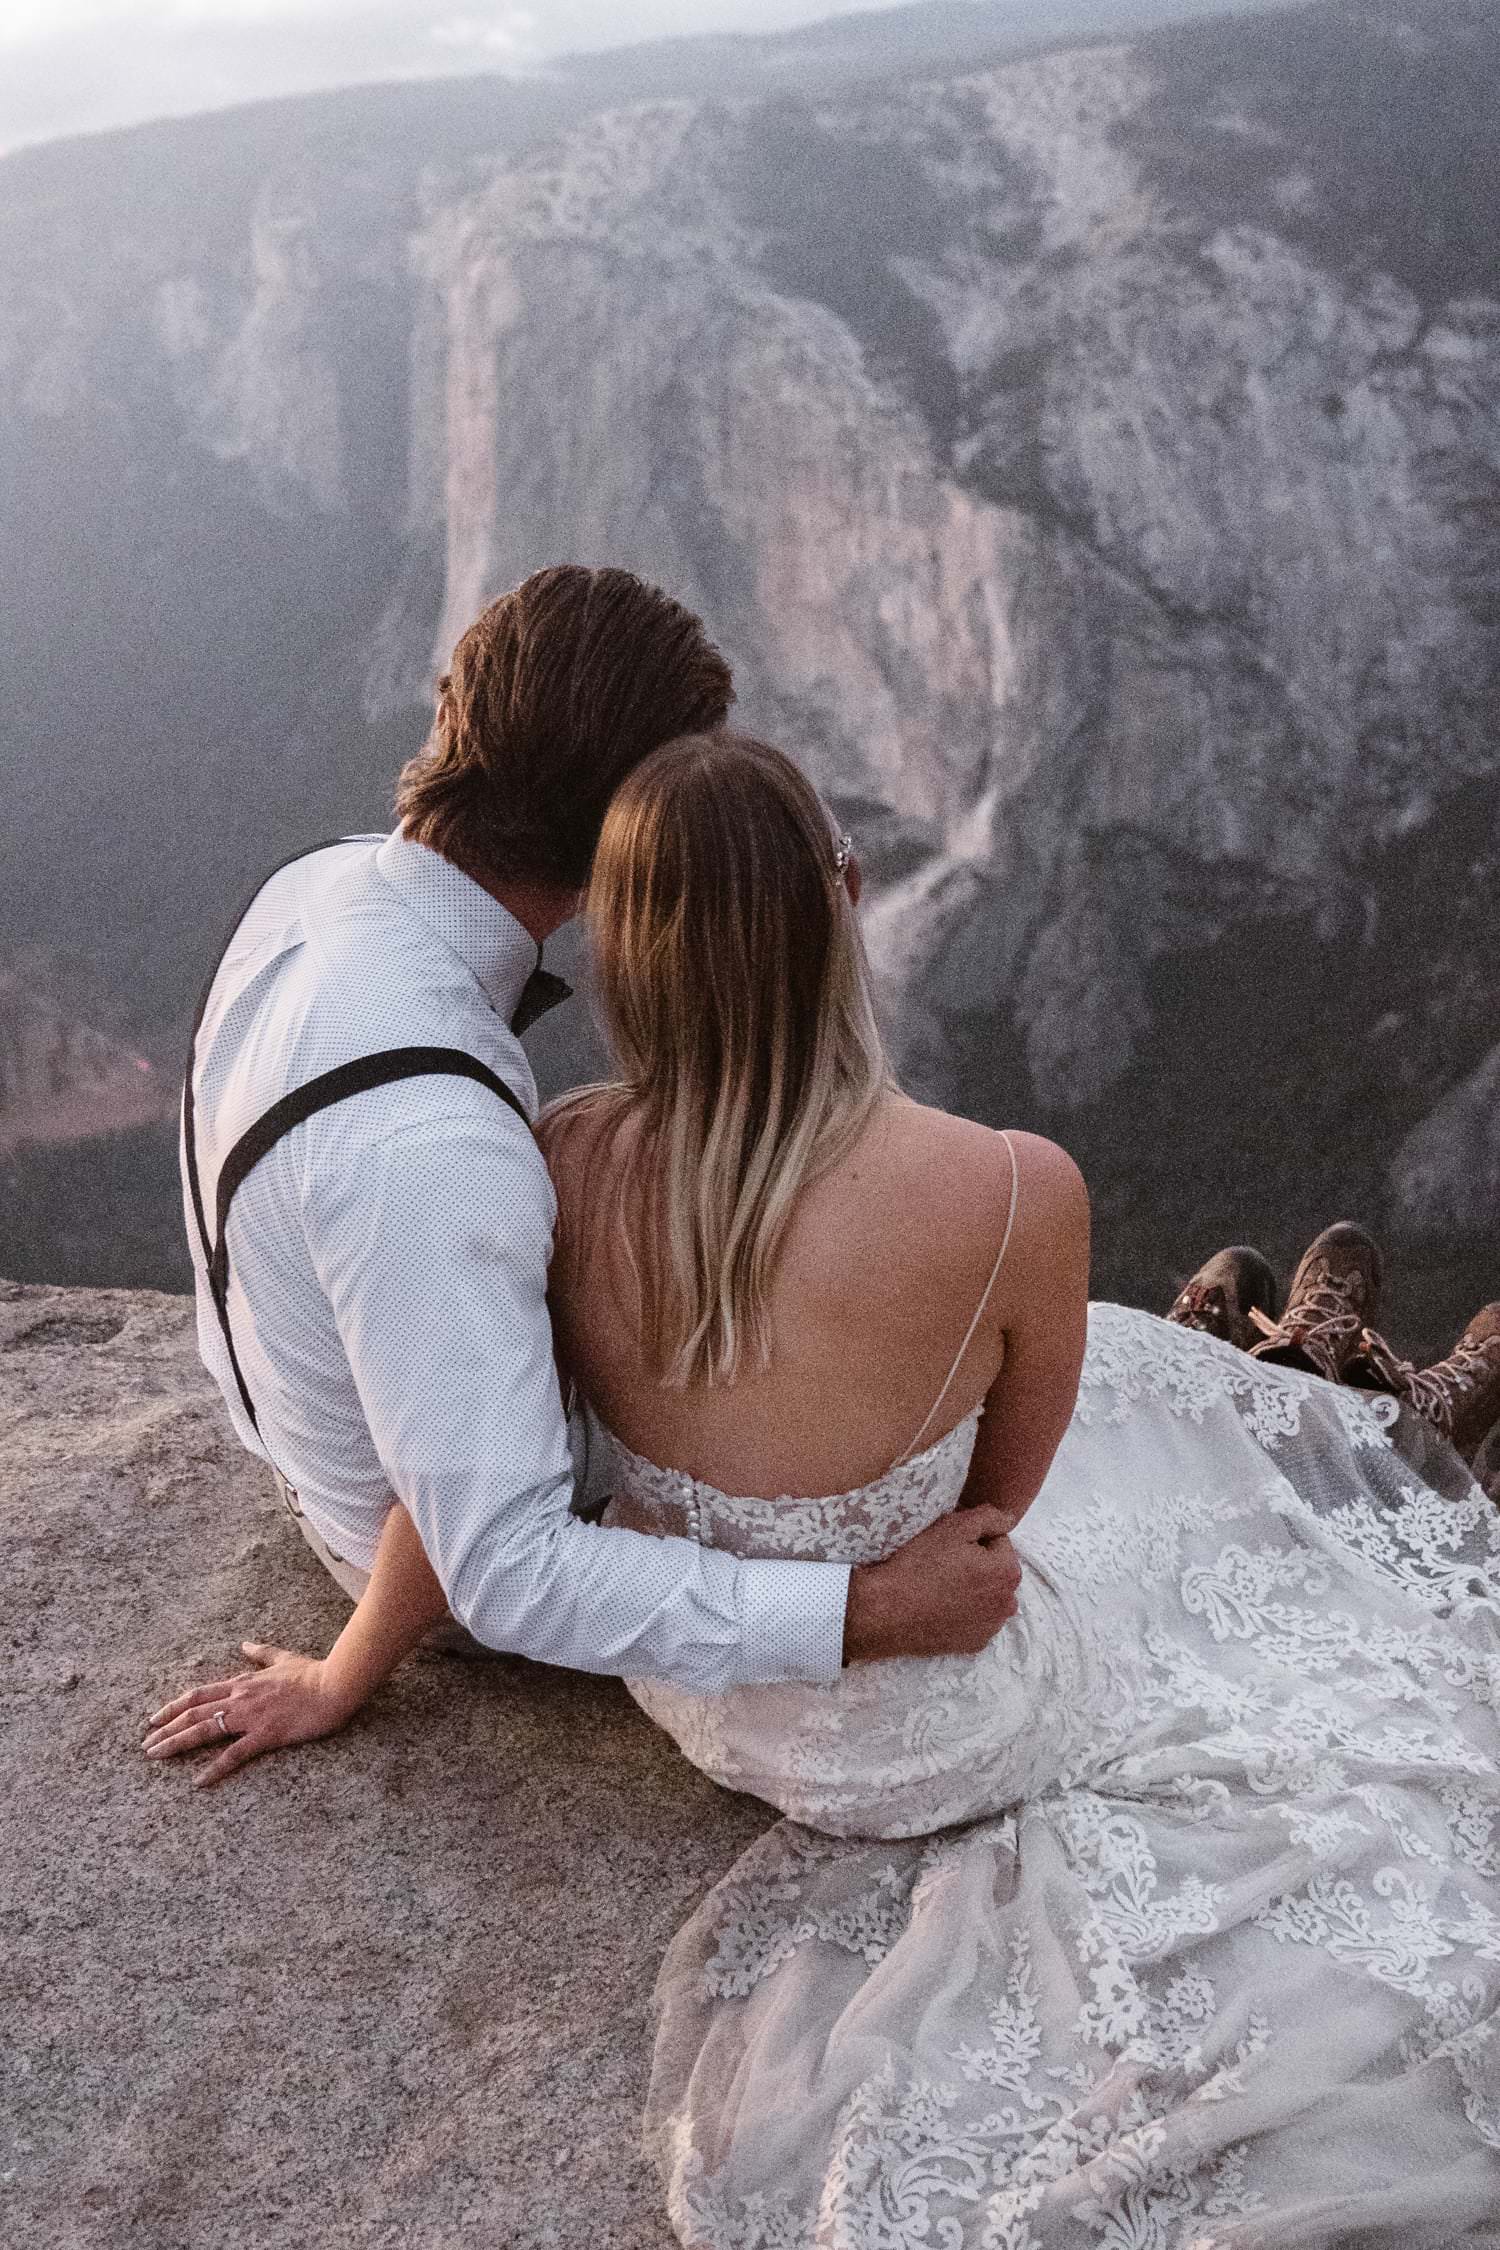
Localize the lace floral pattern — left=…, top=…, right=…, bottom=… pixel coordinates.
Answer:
left=602, top=1407, right=982, bottom=1564
left=610, top=1303, right=1500, bottom=2245
left=1075, top=1301, right=1403, bottom=1447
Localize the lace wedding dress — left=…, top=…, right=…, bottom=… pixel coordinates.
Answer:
left=601, top=1304, right=1500, bottom=2248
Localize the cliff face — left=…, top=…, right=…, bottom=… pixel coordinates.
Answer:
left=0, top=1275, right=759, bottom=2248
left=393, top=33, right=1499, bottom=1124
left=0, top=0, right=1496, bottom=1344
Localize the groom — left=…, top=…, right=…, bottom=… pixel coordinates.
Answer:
left=151, top=565, right=1023, bottom=1785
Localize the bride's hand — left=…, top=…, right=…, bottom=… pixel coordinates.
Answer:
left=141, top=1641, right=362, bottom=1789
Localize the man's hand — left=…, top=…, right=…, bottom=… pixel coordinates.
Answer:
left=142, top=1642, right=361, bottom=1789
left=843, top=1507, right=1021, bottom=1664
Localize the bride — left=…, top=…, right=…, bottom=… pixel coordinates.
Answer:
left=539, top=731, right=1500, bottom=2248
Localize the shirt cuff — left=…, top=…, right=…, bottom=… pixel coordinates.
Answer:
left=733, top=1558, right=850, bottom=1686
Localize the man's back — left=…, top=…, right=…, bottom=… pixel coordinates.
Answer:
left=183, top=831, right=556, bottom=1573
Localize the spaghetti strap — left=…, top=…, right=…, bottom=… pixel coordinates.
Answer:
left=896, top=1130, right=1020, bottom=1468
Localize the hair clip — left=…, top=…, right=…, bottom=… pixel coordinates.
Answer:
left=833, top=832, right=853, bottom=876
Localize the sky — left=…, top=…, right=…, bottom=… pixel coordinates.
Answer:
left=0, top=0, right=922, bottom=154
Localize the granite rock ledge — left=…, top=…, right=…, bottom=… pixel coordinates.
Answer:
left=0, top=1277, right=770, bottom=2250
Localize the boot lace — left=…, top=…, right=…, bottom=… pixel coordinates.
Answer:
left=1169, top=1281, right=1230, bottom=1334
left=1353, top=1328, right=1500, bottom=1446
left=1250, top=1275, right=1365, bottom=1365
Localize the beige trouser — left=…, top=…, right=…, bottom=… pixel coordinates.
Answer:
left=271, top=1469, right=490, bottom=1657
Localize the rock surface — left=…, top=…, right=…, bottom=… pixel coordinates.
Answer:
left=0, top=1276, right=769, bottom=2248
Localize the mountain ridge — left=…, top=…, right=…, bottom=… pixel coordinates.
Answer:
left=0, top=0, right=1298, bottom=179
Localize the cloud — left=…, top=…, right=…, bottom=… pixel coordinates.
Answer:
left=0, top=0, right=463, bottom=34
left=429, top=11, right=540, bottom=57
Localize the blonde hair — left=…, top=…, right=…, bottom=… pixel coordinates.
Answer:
left=552, top=732, right=890, bottom=1388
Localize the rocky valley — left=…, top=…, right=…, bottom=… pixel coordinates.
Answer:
left=0, top=0, right=1496, bottom=1350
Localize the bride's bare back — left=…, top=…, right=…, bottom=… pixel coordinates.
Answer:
left=544, top=1090, right=1090, bottom=1527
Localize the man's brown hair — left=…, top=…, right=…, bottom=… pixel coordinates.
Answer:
left=395, top=565, right=734, bottom=888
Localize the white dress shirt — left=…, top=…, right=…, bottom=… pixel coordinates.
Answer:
left=181, top=832, right=850, bottom=1690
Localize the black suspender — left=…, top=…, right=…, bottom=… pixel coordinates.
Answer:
left=182, top=840, right=531, bottom=1436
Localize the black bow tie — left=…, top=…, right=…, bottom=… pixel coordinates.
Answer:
left=511, top=965, right=574, bottom=1035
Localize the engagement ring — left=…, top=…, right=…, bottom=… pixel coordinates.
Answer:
left=213, top=1710, right=230, bottom=1736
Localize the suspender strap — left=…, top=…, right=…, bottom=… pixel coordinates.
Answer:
left=203, top=1045, right=530, bottom=1432
left=183, top=839, right=533, bottom=1436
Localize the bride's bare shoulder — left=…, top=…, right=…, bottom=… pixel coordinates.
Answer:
left=883, top=1098, right=1087, bottom=1222
left=536, top=1085, right=631, bottom=1209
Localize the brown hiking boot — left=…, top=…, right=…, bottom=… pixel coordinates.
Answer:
left=1475, top=1421, right=1500, bottom=1505
left=1351, top=1305, right=1500, bottom=1460
left=1166, top=1246, right=1280, bottom=1352
left=1247, top=1222, right=1383, bottom=1385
